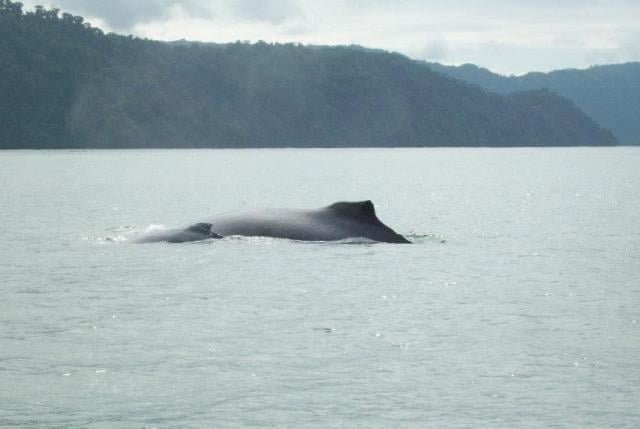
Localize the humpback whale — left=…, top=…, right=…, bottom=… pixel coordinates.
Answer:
left=134, top=200, right=410, bottom=244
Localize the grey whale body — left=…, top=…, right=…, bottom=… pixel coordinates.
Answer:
left=135, top=200, right=410, bottom=244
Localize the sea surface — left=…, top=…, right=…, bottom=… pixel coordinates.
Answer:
left=1, top=148, right=639, bottom=428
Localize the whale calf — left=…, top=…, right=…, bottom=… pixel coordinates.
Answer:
left=135, top=200, right=410, bottom=244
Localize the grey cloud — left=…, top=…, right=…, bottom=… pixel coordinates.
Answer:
left=420, top=37, right=449, bottom=61
left=229, top=0, right=303, bottom=25
left=53, top=0, right=209, bottom=30
left=621, top=31, right=640, bottom=57
left=51, top=0, right=303, bottom=30
left=585, top=29, right=640, bottom=65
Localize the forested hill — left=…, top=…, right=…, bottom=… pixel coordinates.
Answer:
left=0, top=1, right=617, bottom=149
left=427, top=62, right=640, bottom=144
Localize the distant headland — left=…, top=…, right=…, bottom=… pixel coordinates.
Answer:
left=426, top=62, right=640, bottom=145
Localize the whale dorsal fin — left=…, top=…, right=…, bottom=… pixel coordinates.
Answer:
left=328, top=200, right=377, bottom=219
left=186, top=222, right=223, bottom=239
left=186, top=222, right=213, bottom=234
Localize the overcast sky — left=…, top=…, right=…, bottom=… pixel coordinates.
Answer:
left=24, top=0, right=640, bottom=75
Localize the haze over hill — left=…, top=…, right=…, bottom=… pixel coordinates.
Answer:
left=427, top=62, right=640, bottom=145
left=0, top=1, right=617, bottom=149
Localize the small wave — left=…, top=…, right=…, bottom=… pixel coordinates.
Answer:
left=209, top=235, right=377, bottom=245
left=327, top=237, right=378, bottom=245
left=223, top=235, right=278, bottom=243
left=212, top=235, right=377, bottom=245
left=141, top=224, right=167, bottom=233
left=404, top=233, right=447, bottom=244
left=86, top=229, right=445, bottom=245
left=87, top=224, right=167, bottom=244
left=88, top=235, right=129, bottom=244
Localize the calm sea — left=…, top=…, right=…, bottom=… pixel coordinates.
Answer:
left=1, top=148, right=639, bottom=428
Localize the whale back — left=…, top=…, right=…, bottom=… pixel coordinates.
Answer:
left=136, top=200, right=410, bottom=244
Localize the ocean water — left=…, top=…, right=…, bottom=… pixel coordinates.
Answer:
left=1, top=148, right=639, bottom=428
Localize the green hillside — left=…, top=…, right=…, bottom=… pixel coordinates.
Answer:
left=0, top=0, right=617, bottom=148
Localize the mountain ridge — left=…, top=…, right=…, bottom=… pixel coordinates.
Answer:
left=0, top=0, right=617, bottom=149
left=427, top=61, right=640, bottom=144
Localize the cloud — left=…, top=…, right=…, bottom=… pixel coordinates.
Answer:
left=583, top=29, right=640, bottom=67
left=620, top=30, right=640, bottom=58
left=51, top=0, right=210, bottom=31
left=45, top=0, right=303, bottom=31
left=229, top=0, right=303, bottom=25
left=419, top=36, right=449, bottom=61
